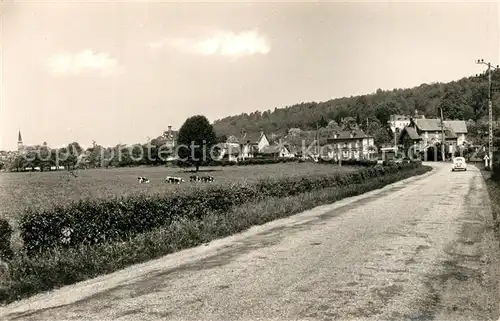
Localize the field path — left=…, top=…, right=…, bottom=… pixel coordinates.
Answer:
left=1, top=162, right=499, bottom=321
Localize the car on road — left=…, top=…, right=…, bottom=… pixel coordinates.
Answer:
left=451, top=156, right=467, bottom=171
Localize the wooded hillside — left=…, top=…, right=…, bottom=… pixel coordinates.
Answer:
left=213, top=70, right=500, bottom=146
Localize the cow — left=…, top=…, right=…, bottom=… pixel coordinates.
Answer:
left=200, top=176, right=215, bottom=183
left=137, top=176, right=150, bottom=184
left=189, top=175, right=201, bottom=182
left=166, top=176, right=184, bottom=184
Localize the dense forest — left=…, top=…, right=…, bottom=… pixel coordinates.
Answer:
left=213, top=70, right=500, bottom=147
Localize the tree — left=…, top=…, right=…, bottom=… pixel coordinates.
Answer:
left=217, top=134, right=228, bottom=143
left=177, top=115, right=218, bottom=172
left=317, top=116, right=328, bottom=128
left=340, top=117, right=357, bottom=131
left=366, top=119, right=392, bottom=148
left=327, top=120, right=340, bottom=131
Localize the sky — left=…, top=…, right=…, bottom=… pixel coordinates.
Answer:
left=0, top=1, right=499, bottom=151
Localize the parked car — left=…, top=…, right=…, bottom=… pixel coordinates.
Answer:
left=451, top=157, right=467, bottom=171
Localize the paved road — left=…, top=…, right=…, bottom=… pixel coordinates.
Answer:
left=1, top=163, right=499, bottom=321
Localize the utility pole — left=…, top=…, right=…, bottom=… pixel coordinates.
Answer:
left=316, top=122, right=320, bottom=162
left=440, top=107, right=445, bottom=161
left=392, top=115, right=397, bottom=157
left=476, top=59, right=498, bottom=170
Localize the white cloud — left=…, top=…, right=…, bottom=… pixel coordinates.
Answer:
left=47, top=49, right=122, bottom=76
left=149, top=30, right=271, bottom=58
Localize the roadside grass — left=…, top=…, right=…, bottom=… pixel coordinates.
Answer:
left=0, top=164, right=431, bottom=305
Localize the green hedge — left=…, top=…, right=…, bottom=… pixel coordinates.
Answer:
left=19, top=162, right=422, bottom=256
left=176, top=157, right=382, bottom=168
left=318, top=158, right=378, bottom=167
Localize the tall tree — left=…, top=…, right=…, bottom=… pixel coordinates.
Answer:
left=177, top=115, right=218, bottom=172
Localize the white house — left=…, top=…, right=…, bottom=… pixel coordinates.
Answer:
left=443, top=120, right=468, bottom=146
left=388, top=115, right=411, bottom=133
left=239, top=132, right=270, bottom=159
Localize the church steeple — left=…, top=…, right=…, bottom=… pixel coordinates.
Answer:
left=17, top=130, right=23, bottom=151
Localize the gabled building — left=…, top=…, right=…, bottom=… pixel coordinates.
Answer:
left=443, top=120, right=468, bottom=146
left=238, top=131, right=270, bottom=159
left=325, top=129, right=375, bottom=160
left=398, top=117, right=468, bottom=158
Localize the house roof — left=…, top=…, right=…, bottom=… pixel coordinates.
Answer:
left=412, top=118, right=463, bottom=139
left=239, top=132, right=268, bottom=144
left=443, top=120, right=468, bottom=134
left=328, top=129, right=373, bottom=141
left=260, top=144, right=287, bottom=154
left=413, top=118, right=443, bottom=131
left=401, top=126, right=422, bottom=140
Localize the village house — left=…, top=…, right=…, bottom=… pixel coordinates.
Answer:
left=325, top=129, right=376, bottom=160
left=388, top=115, right=411, bottom=133
left=258, top=144, right=295, bottom=158
left=398, top=116, right=468, bottom=159
left=221, top=131, right=299, bottom=161
left=222, top=131, right=270, bottom=160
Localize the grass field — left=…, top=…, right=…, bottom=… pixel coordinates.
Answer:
left=0, top=163, right=355, bottom=222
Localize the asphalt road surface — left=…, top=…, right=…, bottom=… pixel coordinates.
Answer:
left=1, top=162, right=499, bottom=321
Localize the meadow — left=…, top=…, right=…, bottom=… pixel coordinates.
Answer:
left=0, top=162, right=355, bottom=222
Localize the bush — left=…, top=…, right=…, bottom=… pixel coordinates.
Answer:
left=0, top=219, right=13, bottom=261
left=176, top=157, right=300, bottom=168
left=19, top=162, right=423, bottom=256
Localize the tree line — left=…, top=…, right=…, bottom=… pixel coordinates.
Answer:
left=3, top=116, right=220, bottom=172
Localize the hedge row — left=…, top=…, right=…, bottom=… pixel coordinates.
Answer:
left=175, top=157, right=384, bottom=168
left=19, top=162, right=423, bottom=256
left=175, top=157, right=300, bottom=167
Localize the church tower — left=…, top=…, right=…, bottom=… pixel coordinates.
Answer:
left=17, top=130, right=23, bottom=151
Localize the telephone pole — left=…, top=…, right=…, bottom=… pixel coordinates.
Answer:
left=476, top=59, right=499, bottom=170
left=392, top=115, right=397, bottom=157
left=440, top=107, right=445, bottom=161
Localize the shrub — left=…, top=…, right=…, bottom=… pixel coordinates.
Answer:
left=0, top=219, right=13, bottom=261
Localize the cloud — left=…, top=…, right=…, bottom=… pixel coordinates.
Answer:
left=47, top=49, right=122, bottom=76
left=148, top=29, right=271, bottom=58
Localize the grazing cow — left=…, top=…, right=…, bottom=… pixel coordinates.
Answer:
left=166, top=176, right=184, bottom=184
left=200, top=176, right=215, bottom=183
left=190, top=175, right=201, bottom=182
left=137, top=176, right=150, bottom=184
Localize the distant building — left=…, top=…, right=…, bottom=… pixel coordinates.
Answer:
left=388, top=115, right=411, bottom=133
left=17, top=130, right=23, bottom=152
left=162, top=125, right=177, bottom=149
left=443, top=120, right=468, bottom=146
